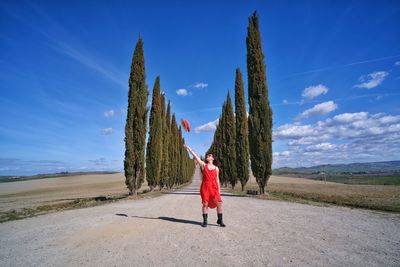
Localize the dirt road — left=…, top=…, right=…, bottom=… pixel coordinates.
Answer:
left=1, top=167, right=399, bottom=266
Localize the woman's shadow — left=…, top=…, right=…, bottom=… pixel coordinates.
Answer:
left=115, top=214, right=217, bottom=226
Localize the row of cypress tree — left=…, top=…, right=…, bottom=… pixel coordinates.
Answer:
left=206, top=69, right=248, bottom=191
left=206, top=11, right=272, bottom=194
left=124, top=38, right=195, bottom=195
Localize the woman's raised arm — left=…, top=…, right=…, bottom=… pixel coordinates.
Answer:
left=184, top=144, right=206, bottom=167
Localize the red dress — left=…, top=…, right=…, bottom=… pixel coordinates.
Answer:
left=200, top=164, right=222, bottom=209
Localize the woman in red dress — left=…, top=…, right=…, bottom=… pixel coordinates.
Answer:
left=184, top=144, right=226, bottom=227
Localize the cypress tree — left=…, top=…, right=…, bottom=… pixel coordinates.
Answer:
left=159, top=93, right=168, bottom=190
left=246, top=11, right=273, bottom=194
left=218, top=103, right=227, bottom=187
left=206, top=115, right=224, bottom=183
left=223, top=91, right=237, bottom=189
left=185, top=145, right=192, bottom=183
left=146, top=76, right=162, bottom=191
left=169, top=114, right=178, bottom=188
left=178, top=126, right=184, bottom=184
left=215, top=120, right=222, bottom=173
left=124, top=37, right=149, bottom=196
left=182, top=137, right=187, bottom=183
left=165, top=100, right=172, bottom=188
left=234, top=68, right=250, bottom=191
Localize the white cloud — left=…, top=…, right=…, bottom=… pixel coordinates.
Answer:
left=176, top=88, right=189, bottom=96
left=273, top=112, right=400, bottom=168
left=273, top=151, right=291, bottom=157
left=104, top=109, right=115, bottom=118
left=354, top=71, right=389, bottom=89
left=274, top=123, right=318, bottom=139
left=288, top=135, right=330, bottom=146
left=276, top=112, right=400, bottom=141
left=395, top=61, right=400, bottom=66
left=333, top=112, right=368, bottom=123
left=302, top=84, right=329, bottom=99
left=101, top=128, right=113, bottom=135
left=194, top=118, right=219, bottom=133
left=193, top=82, right=208, bottom=89
left=300, top=101, right=337, bottom=118
left=305, top=142, right=336, bottom=152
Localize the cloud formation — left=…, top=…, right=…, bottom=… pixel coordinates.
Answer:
left=354, top=71, right=389, bottom=89
left=0, top=158, right=66, bottom=176
left=194, top=118, right=219, bottom=133
left=299, top=101, right=337, bottom=118
left=193, top=82, right=208, bottom=89
left=273, top=112, right=400, bottom=167
left=104, top=109, right=115, bottom=118
left=176, top=88, right=189, bottom=96
left=101, top=128, right=113, bottom=135
left=302, top=84, right=329, bottom=99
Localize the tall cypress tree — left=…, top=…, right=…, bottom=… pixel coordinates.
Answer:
left=246, top=11, right=273, bottom=194
left=169, top=113, right=178, bottom=188
left=178, top=126, right=183, bottom=184
left=223, top=91, right=237, bottom=189
left=218, top=103, right=227, bottom=186
left=206, top=121, right=218, bottom=160
left=124, top=37, right=149, bottom=195
left=159, top=93, right=168, bottom=190
left=165, top=100, right=172, bottom=188
left=146, top=76, right=162, bottom=191
left=206, top=115, right=223, bottom=180
left=215, top=118, right=223, bottom=174
left=234, top=68, right=250, bottom=191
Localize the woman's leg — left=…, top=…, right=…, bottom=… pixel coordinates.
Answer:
left=216, top=201, right=222, bottom=214
left=215, top=201, right=226, bottom=227
left=202, top=202, right=209, bottom=214
left=202, top=202, right=208, bottom=227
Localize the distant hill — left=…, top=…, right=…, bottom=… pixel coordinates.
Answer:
left=273, top=160, right=400, bottom=175
left=0, top=171, right=120, bottom=183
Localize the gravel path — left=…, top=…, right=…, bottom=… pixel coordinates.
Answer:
left=1, top=167, right=399, bottom=267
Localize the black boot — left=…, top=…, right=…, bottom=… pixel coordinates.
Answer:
left=202, top=213, right=208, bottom=227
left=217, top=213, right=226, bottom=227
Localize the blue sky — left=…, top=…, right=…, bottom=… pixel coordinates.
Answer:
left=1, top=0, right=400, bottom=175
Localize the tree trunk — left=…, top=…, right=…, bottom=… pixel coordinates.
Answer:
left=259, top=185, right=265, bottom=194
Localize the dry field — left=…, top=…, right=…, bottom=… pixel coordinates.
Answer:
left=239, top=174, right=400, bottom=212
left=0, top=173, right=156, bottom=222
left=0, top=173, right=134, bottom=212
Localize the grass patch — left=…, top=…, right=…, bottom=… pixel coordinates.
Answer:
left=276, top=174, right=400, bottom=185
left=265, top=190, right=400, bottom=212
left=0, top=194, right=127, bottom=223
left=324, top=175, right=400, bottom=185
